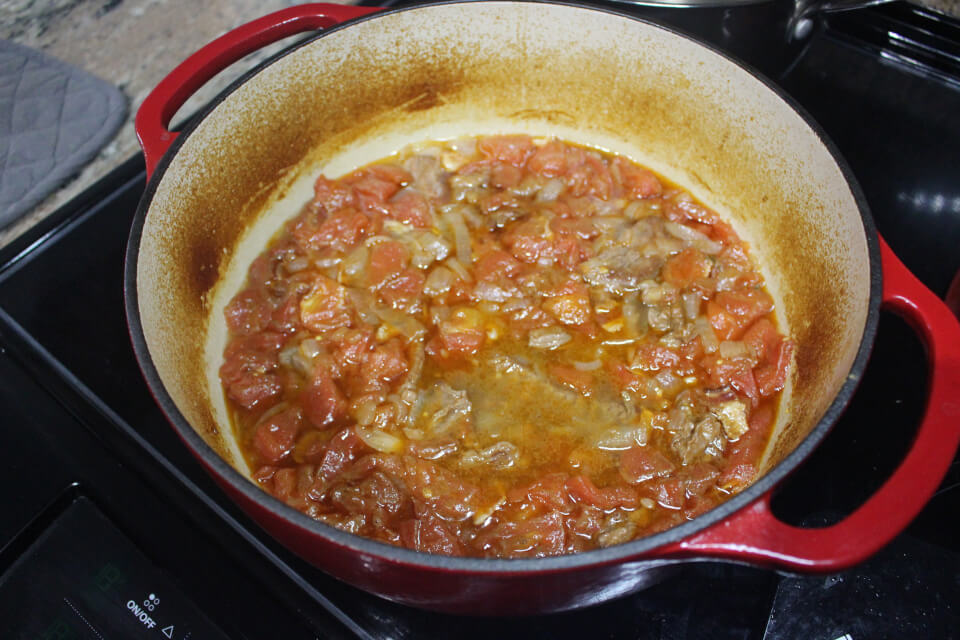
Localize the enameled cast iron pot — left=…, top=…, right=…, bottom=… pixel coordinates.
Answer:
left=125, top=2, right=960, bottom=614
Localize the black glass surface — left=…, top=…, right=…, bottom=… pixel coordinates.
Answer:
left=1, top=2, right=958, bottom=637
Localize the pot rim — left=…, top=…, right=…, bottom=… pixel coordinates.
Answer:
left=124, top=0, right=881, bottom=574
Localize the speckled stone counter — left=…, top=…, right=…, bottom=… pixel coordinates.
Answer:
left=1, top=0, right=957, bottom=248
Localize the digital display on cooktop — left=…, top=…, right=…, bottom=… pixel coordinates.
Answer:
left=0, top=496, right=229, bottom=640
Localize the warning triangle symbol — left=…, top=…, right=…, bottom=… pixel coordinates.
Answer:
left=161, top=625, right=175, bottom=639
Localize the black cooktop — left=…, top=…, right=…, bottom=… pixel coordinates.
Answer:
left=1, top=2, right=958, bottom=638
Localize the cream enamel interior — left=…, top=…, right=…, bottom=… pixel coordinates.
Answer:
left=137, top=3, right=870, bottom=490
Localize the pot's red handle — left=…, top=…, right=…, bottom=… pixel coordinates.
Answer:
left=659, top=235, right=960, bottom=571
left=135, top=3, right=380, bottom=178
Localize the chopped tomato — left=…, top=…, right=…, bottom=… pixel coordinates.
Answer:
left=606, top=360, right=643, bottom=393
left=566, top=152, right=613, bottom=199
left=662, top=248, right=712, bottom=288
left=718, top=402, right=774, bottom=491
left=548, top=363, right=594, bottom=396
left=400, top=516, right=466, bottom=556
left=566, top=475, right=639, bottom=510
left=435, top=307, right=486, bottom=356
left=527, top=140, right=568, bottom=176
left=359, top=339, right=409, bottom=391
left=550, top=217, right=598, bottom=239
left=490, top=163, right=524, bottom=189
left=349, top=165, right=411, bottom=213
left=755, top=339, right=794, bottom=397
left=331, top=327, right=374, bottom=372
left=224, top=288, right=271, bottom=335
left=507, top=473, right=572, bottom=511
left=613, top=156, right=662, bottom=198
left=300, top=276, right=352, bottom=333
left=310, top=208, right=376, bottom=251
left=702, top=354, right=759, bottom=403
left=619, top=447, right=676, bottom=484
left=632, top=343, right=681, bottom=372
left=220, top=332, right=284, bottom=410
left=708, top=289, right=775, bottom=340
left=317, top=427, right=367, bottom=481
left=388, top=189, right=431, bottom=227
left=367, top=241, right=409, bottom=289
left=477, top=135, right=535, bottom=167
left=302, top=367, right=348, bottom=429
left=312, top=175, right=354, bottom=212
left=646, top=477, right=685, bottom=510
left=378, top=267, right=425, bottom=310
left=252, top=407, right=302, bottom=464
left=474, top=249, right=522, bottom=282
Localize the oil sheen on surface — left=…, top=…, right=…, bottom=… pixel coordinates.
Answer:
left=218, top=135, right=793, bottom=558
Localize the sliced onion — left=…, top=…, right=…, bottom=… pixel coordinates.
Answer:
left=372, top=306, right=426, bottom=341
left=460, top=441, right=520, bottom=470
left=442, top=207, right=473, bottom=264
left=573, top=360, right=602, bottom=371
left=423, top=265, right=455, bottom=297
left=594, top=425, right=649, bottom=450
left=682, top=292, right=701, bottom=320
left=664, top=221, right=722, bottom=254
left=695, top=316, right=720, bottom=354
left=535, top=178, right=565, bottom=203
left=355, top=426, right=405, bottom=453
left=445, top=256, right=472, bottom=282
left=528, top=327, right=572, bottom=350
left=339, top=244, right=369, bottom=284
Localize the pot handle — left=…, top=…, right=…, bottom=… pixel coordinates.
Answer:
left=135, top=3, right=380, bottom=178
left=659, top=235, right=960, bottom=571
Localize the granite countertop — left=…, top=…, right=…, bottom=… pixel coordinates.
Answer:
left=1, top=0, right=957, bottom=249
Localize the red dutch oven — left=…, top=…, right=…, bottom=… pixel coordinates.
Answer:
left=124, top=2, right=960, bottom=614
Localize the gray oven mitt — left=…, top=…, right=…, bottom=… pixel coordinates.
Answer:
left=0, top=39, right=126, bottom=229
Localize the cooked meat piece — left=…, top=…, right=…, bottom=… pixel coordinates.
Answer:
left=713, top=399, right=749, bottom=441
left=581, top=247, right=663, bottom=294
left=672, top=414, right=724, bottom=465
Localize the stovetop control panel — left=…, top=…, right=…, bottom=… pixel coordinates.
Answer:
left=0, top=496, right=229, bottom=640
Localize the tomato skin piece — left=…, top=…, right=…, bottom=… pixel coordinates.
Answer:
left=477, top=134, right=535, bottom=167
left=662, top=248, right=712, bottom=289
left=252, top=407, right=302, bottom=464
left=302, top=368, right=348, bottom=429
left=300, top=275, right=352, bottom=333
left=620, top=447, right=676, bottom=484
